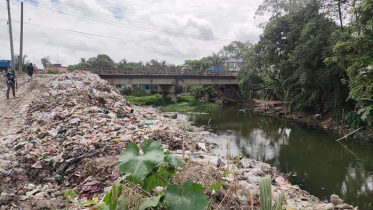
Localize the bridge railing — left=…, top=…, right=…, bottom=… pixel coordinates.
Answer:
left=79, top=67, right=236, bottom=76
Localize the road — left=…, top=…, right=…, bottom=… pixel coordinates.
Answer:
left=0, top=74, right=53, bottom=170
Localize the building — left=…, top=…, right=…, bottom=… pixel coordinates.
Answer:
left=223, top=58, right=243, bottom=75
left=44, top=64, right=68, bottom=73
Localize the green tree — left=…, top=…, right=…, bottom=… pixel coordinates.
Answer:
left=329, top=0, right=373, bottom=123
left=222, top=41, right=251, bottom=59
left=15, top=54, right=29, bottom=71
left=41, top=56, right=51, bottom=68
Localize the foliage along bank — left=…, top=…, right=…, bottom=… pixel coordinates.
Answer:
left=234, top=0, right=373, bottom=134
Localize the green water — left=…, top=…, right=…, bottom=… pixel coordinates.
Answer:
left=178, top=106, right=373, bottom=209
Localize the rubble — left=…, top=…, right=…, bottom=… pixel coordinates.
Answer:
left=183, top=154, right=358, bottom=210
left=0, top=71, right=357, bottom=209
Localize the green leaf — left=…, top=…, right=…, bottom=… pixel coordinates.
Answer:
left=103, top=184, right=123, bottom=210
left=82, top=197, right=99, bottom=207
left=103, top=191, right=112, bottom=204
left=164, top=151, right=185, bottom=168
left=259, top=177, right=272, bottom=210
left=116, top=194, right=129, bottom=210
left=164, top=180, right=209, bottom=210
left=143, top=165, right=175, bottom=192
left=119, top=140, right=164, bottom=181
left=125, top=175, right=141, bottom=185
left=139, top=195, right=163, bottom=210
left=209, top=183, right=222, bottom=192
left=111, top=184, right=122, bottom=204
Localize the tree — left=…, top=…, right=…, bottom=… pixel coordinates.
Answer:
left=329, top=0, right=373, bottom=123
left=322, top=0, right=351, bottom=30
left=222, top=41, right=251, bottom=59
left=209, top=52, right=223, bottom=67
left=86, top=54, right=116, bottom=68
left=256, top=0, right=316, bottom=19
left=15, top=55, right=29, bottom=71
left=240, top=2, right=350, bottom=113
left=41, top=56, right=51, bottom=68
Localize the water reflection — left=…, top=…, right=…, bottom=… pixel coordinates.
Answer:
left=180, top=106, right=373, bottom=210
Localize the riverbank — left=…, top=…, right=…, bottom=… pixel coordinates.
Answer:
left=126, top=94, right=220, bottom=112
left=0, top=71, right=355, bottom=209
left=250, top=99, right=373, bottom=145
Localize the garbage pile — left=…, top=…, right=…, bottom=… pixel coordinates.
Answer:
left=0, top=71, right=212, bottom=208
left=186, top=154, right=357, bottom=210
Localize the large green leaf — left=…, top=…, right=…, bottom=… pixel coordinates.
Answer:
left=119, top=140, right=164, bottom=181
left=164, top=151, right=185, bottom=168
left=139, top=195, right=163, bottom=210
left=164, top=180, right=208, bottom=210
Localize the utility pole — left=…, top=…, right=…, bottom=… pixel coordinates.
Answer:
left=19, top=2, right=24, bottom=72
left=6, top=0, right=15, bottom=71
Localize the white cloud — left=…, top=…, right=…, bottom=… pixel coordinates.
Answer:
left=0, top=0, right=267, bottom=67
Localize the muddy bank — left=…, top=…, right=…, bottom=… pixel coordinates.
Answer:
left=0, top=71, right=356, bottom=209
left=250, top=99, right=373, bottom=145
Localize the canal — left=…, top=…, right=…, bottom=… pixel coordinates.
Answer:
left=178, top=106, right=373, bottom=209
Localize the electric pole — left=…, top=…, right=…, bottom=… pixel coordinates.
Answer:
left=6, top=0, right=15, bottom=71
left=19, top=2, right=24, bottom=72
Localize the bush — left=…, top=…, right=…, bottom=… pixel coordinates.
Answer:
left=132, top=90, right=151, bottom=97
left=189, top=85, right=216, bottom=101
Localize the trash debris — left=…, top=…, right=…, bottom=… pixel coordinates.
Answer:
left=31, top=161, right=43, bottom=169
left=197, top=142, right=207, bottom=151
left=0, top=71, right=216, bottom=208
left=275, top=176, right=289, bottom=186
left=80, top=181, right=101, bottom=194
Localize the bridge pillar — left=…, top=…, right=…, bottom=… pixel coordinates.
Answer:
left=162, top=92, right=168, bottom=102
left=171, top=93, right=177, bottom=103
left=159, top=85, right=177, bottom=103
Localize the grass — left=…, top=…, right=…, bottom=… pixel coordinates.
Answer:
left=162, top=101, right=219, bottom=112
left=126, top=94, right=220, bottom=112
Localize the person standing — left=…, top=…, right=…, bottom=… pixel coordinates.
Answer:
left=5, top=68, right=17, bottom=99
left=27, top=63, right=34, bottom=82
left=33, top=64, right=37, bottom=74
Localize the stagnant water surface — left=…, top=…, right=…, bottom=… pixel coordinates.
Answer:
left=178, top=106, right=373, bottom=209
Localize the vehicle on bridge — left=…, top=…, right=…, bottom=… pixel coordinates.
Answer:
left=206, top=66, right=223, bottom=75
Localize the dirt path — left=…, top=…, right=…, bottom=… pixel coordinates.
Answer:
left=0, top=75, right=54, bottom=170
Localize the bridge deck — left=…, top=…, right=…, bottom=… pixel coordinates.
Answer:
left=84, top=69, right=238, bottom=85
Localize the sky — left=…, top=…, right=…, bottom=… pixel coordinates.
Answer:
left=0, top=0, right=268, bottom=67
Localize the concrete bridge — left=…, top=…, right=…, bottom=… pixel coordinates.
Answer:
left=85, top=68, right=238, bottom=102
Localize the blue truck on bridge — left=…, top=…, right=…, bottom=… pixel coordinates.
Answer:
left=206, top=66, right=223, bottom=75
left=0, top=60, right=11, bottom=72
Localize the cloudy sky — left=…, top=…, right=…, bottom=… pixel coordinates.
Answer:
left=0, top=0, right=268, bottom=66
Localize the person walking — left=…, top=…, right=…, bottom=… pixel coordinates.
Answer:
left=33, top=64, right=37, bottom=75
left=5, top=68, right=17, bottom=99
left=27, top=63, right=34, bottom=82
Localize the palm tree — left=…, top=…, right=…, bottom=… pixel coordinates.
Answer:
left=210, top=52, right=222, bottom=67
left=80, top=58, right=86, bottom=64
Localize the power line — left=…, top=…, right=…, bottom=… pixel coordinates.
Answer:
left=2, top=19, right=219, bottom=54
left=21, top=1, right=237, bottom=42
left=37, top=1, right=240, bottom=40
